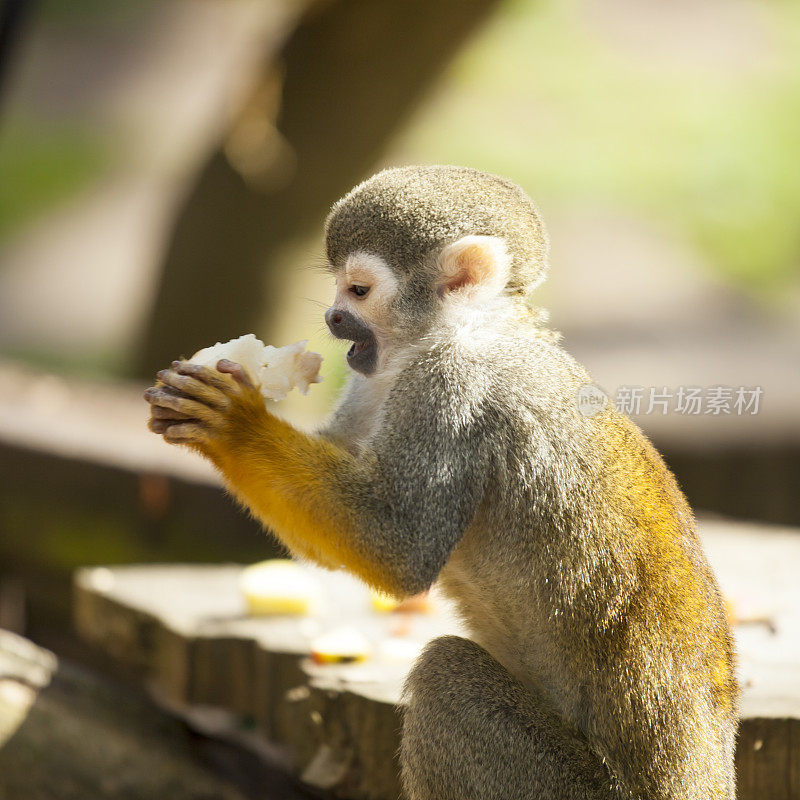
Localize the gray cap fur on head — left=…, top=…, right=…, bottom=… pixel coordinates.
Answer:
left=325, top=165, right=550, bottom=299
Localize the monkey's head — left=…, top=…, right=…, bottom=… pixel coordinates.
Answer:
left=324, top=165, right=549, bottom=375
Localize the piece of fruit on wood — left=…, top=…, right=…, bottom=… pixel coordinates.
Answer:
left=310, top=626, right=372, bottom=664
left=239, top=559, right=321, bottom=615
left=370, top=589, right=435, bottom=614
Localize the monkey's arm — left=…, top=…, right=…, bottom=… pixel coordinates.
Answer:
left=145, top=360, right=485, bottom=596
left=314, top=373, right=369, bottom=450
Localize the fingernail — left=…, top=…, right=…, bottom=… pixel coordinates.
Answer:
left=156, top=370, right=167, bottom=380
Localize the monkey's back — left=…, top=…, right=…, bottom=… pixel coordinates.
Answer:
left=433, top=322, right=738, bottom=798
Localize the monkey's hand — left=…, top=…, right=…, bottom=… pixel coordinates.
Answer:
left=144, top=359, right=265, bottom=459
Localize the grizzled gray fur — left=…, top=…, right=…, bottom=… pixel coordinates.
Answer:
left=321, top=166, right=737, bottom=800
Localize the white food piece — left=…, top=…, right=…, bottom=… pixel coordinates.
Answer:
left=239, top=559, right=321, bottom=615
left=191, top=334, right=322, bottom=401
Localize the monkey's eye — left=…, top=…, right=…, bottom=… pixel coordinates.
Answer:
left=349, top=285, right=370, bottom=298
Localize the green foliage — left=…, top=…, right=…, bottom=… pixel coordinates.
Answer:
left=0, top=117, right=106, bottom=242
left=38, top=0, right=154, bottom=24
left=0, top=344, right=124, bottom=380
left=396, top=0, right=800, bottom=291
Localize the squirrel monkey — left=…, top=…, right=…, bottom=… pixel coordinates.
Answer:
left=145, top=166, right=737, bottom=800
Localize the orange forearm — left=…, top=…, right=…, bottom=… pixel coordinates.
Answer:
left=203, top=411, right=399, bottom=593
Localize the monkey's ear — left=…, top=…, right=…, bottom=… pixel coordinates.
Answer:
left=437, top=235, right=511, bottom=300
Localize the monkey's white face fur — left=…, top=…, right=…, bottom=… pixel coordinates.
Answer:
left=327, top=235, right=512, bottom=375
left=333, top=251, right=400, bottom=338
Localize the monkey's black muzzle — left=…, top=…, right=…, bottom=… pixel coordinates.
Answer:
left=325, top=307, right=378, bottom=376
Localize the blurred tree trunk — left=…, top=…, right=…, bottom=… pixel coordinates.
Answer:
left=135, top=0, right=500, bottom=377
left=0, top=0, right=35, bottom=112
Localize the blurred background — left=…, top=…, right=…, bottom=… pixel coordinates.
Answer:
left=0, top=0, right=800, bottom=800
left=1, top=0, right=799, bottom=633
left=0, top=0, right=799, bottom=794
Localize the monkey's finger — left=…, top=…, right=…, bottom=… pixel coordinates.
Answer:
left=150, top=404, right=193, bottom=421
left=216, top=359, right=256, bottom=389
left=172, top=361, right=239, bottom=393
left=143, top=387, right=218, bottom=423
left=163, top=422, right=208, bottom=445
left=156, top=369, right=230, bottom=409
left=148, top=417, right=192, bottom=434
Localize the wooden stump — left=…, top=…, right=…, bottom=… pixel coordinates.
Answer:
left=74, top=518, right=800, bottom=799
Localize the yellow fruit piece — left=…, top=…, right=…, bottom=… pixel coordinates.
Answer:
left=310, top=626, right=372, bottom=664
left=239, top=559, right=319, bottom=616
left=371, top=590, right=401, bottom=612
left=370, top=589, right=435, bottom=614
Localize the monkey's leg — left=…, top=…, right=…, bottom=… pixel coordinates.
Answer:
left=401, top=636, right=613, bottom=800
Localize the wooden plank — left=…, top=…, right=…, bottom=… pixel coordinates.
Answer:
left=74, top=518, right=800, bottom=798
left=736, top=718, right=795, bottom=800
left=285, top=684, right=403, bottom=800
left=790, top=719, right=800, bottom=800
